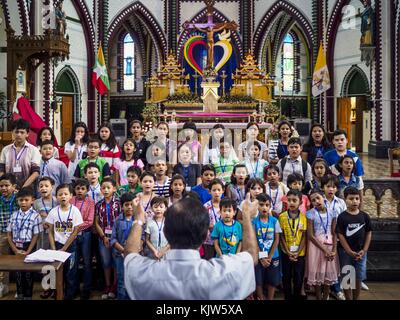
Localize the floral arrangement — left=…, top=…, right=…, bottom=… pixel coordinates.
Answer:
left=263, top=101, right=280, bottom=115
left=141, top=103, right=160, bottom=128
left=166, top=93, right=201, bottom=104
left=219, top=95, right=257, bottom=104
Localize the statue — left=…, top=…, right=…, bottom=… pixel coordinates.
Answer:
left=183, top=0, right=238, bottom=71
left=55, top=3, right=67, bottom=36
left=360, top=1, right=374, bottom=46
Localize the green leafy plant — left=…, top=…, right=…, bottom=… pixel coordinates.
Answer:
left=219, top=95, right=257, bottom=104
left=141, top=103, right=160, bottom=127
left=166, top=93, right=201, bottom=104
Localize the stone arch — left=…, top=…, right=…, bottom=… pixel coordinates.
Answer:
left=254, top=0, right=314, bottom=64
left=108, top=1, right=167, bottom=65
left=341, top=65, right=370, bottom=97
left=177, top=7, right=244, bottom=62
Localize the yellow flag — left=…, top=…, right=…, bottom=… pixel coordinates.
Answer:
left=312, top=44, right=331, bottom=97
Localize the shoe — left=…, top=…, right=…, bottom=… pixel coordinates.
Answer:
left=16, top=294, right=24, bottom=300
left=331, top=291, right=346, bottom=301
left=108, top=284, right=116, bottom=299
left=108, top=291, right=116, bottom=299
left=101, top=287, right=110, bottom=300
left=361, top=282, right=369, bottom=291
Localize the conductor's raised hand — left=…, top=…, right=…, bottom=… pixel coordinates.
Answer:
left=241, top=193, right=259, bottom=220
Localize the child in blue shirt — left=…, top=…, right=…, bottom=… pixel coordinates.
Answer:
left=192, top=164, right=215, bottom=204
left=111, top=192, right=142, bottom=300
left=252, top=193, right=282, bottom=300
left=211, top=198, right=242, bottom=256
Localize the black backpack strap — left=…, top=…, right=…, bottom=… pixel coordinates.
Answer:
left=302, top=160, right=308, bottom=177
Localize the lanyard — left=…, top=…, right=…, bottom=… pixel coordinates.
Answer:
left=316, top=208, right=329, bottom=237
left=90, top=184, right=99, bottom=201
left=74, top=196, right=86, bottom=213
left=268, top=186, right=280, bottom=210
left=123, top=218, right=134, bottom=243
left=249, top=160, right=259, bottom=178
left=325, top=199, right=337, bottom=213
left=76, top=145, right=83, bottom=160
left=57, top=205, right=72, bottom=234
left=287, top=212, right=300, bottom=241
left=235, top=186, right=244, bottom=202
left=222, top=221, right=235, bottom=250
left=156, top=178, right=167, bottom=196
left=14, top=145, right=27, bottom=164
left=142, top=194, right=152, bottom=212
left=41, top=198, right=54, bottom=215
left=155, top=218, right=165, bottom=247
left=211, top=206, right=219, bottom=224
left=316, top=146, right=324, bottom=158
left=219, top=157, right=227, bottom=173
left=105, top=199, right=113, bottom=227
left=16, top=209, right=33, bottom=241
left=182, top=165, right=190, bottom=181
left=257, top=217, right=270, bottom=241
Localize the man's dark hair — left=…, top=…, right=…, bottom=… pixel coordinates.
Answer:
left=120, top=192, right=135, bottom=206
left=256, top=193, right=272, bottom=204
left=321, top=174, right=340, bottom=189
left=73, top=178, right=90, bottom=190
left=39, top=176, right=55, bottom=186
left=164, top=198, right=209, bottom=249
left=0, top=173, right=17, bottom=186
left=288, top=137, right=302, bottom=147
left=150, top=196, right=169, bottom=208
left=344, top=186, right=361, bottom=199
left=287, top=173, right=304, bottom=188
left=184, top=191, right=201, bottom=202
left=219, top=198, right=237, bottom=211
left=56, top=184, right=73, bottom=195
left=84, top=162, right=100, bottom=174
left=333, top=129, right=348, bottom=139
left=287, top=189, right=303, bottom=201
left=16, top=187, right=35, bottom=199
left=201, top=164, right=216, bottom=175
left=11, top=119, right=30, bottom=132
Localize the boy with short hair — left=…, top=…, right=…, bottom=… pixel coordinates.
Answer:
left=336, top=187, right=372, bottom=300
left=94, top=177, right=121, bottom=300
left=46, top=184, right=83, bottom=300
left=70, top=178, right=95, bottom=300
left=74, top=139, right=111, bottom=182
left=279, top=189, right=307, bottom=300
left=39, top=140, right=71, bottom=191
left=211, top=198, right=242, bottom=257
left=111, top=192, right=142, bottom=300
left=153, top=159, right=171, bottom=198
left=7, top=187, right=42, bottom=300
left=212, top=141, right=239, bottom=184
left=277, top=137, right=312, bottom=185
left=252, top=193, right=282, bottom=300
left=85, top=163, right=104, bottom=204
left=192, top=164, right=215, bottom=204
left=0, top=119, right=41, bottom=188
left=118, top=166, right=142, bottom=197
left=281, top=173, right=311, bottom=214
left=33, top=176, right=57, bottom=250
left=323, top=129, right=364, bottom=177
left=0, top=173, right=19, bottom=297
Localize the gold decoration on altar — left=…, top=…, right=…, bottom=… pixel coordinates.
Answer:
left=231, top=51, right=275, bottom=102
left=145, top=50, right=190, bottom=103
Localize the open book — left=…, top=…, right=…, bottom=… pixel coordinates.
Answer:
left=24, top=249, right=71, bottom=263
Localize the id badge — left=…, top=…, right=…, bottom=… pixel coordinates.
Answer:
left=259, top=251, right=269, bottom=259
left=290, top=245, right=299, bottom=253
left=324, top=234, right=333, bottom=245
left=13, top=165, right=22, bottom=173
left=15, top=241, right=24, bottom=249
left=105, top=226, right=113, bottom=237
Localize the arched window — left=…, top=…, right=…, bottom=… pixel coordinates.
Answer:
left=124, top=33, right=135, bottom=91
left=282, top=34, right=294, bottom=92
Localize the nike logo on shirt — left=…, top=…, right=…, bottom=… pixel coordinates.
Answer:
left=346, top=224, right=365, bottom=237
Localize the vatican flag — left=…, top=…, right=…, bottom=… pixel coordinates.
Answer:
left=312, top=43, right=331, bottom=97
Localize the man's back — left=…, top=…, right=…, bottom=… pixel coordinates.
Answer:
left=124, top=249, right=255, bottom=300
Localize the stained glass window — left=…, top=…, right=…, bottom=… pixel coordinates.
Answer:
left=124, top=33, right=135, bottom=91
left=282, top=34, right=294, bottom=92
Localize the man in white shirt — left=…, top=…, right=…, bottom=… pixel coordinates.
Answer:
left=124, top=194, right=259, bottom=300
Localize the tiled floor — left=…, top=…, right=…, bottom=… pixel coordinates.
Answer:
left=359, top=154, right=399, bottom=218
left=1, top=282, right=399, bottom=300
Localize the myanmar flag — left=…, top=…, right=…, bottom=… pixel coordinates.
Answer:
left=92, top=44, right=110, bottom=95
left=312, top=43, right=331, bottom=97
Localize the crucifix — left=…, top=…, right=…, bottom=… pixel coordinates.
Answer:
left=183, top=0, right=238, bottom=70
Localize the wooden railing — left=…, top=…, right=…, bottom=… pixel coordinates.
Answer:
left=363, top=179, right=400, bottom=218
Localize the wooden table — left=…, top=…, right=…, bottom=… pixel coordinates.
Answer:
left=0, top=255, right=64, bottom=300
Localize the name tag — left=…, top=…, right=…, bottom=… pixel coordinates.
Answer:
left=290, top=245, right=299, bottom=253
left=105, top=226, right=113, bottom=237
left=15, top=241, right=24, bottom=249
left=13, top=165, right=22, bottom=173
left=259, top=251, right=269, bottom=259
